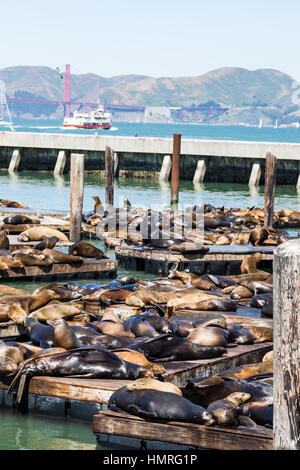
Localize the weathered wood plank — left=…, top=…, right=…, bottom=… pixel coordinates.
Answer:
left=273, top=239, right=300, bottom=449
left=264, top=153, right=277, bottom=227
left=92, top=411, right=273, bottom=450
left=70, top=153, right=84, bottom=243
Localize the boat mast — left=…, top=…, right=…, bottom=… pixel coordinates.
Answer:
left=0, top=80, right=13, bottom=124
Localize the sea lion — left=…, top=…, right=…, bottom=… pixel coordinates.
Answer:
left=18, top=227, right=69, bottom=242
left=168, top=270, right=214, bottom=290
left=237, top=402, right=273, bottom=426
left=218, top=361, right=273, bottom=380
left=182, top=376, right=273, bottom=408
left=123, top=316, right=160, bottom=338
left=28, top=302, right=82, bottom=321
left=32, top=284, right=83, bottom=302
left=28, top=289, right=60, bottom=312
left=99, top=289, right=132, bottom=305
left=13, top=252, right=53, bottom=267
left=3, top=215, right=40, bottom=225
left=261, top=300, right=273, bottom=318
left=248, top=228, right=269, bottom=246
left=186, top=326, right=229, bottom=347
left=129, top=334, right=226, bottom=362
left=126, top=377, right=182, bottom=396
left=41, top=249, right=84, bottom=264
left=137, top=314, right=172, bottom=334
left=262, top=351, right=273, bottom=363
left=112, top=349, right=165, bottom=376
left=192, top=317, right=227, bottom=329
left=79, top=334, right=135, bottom=350
left=0, top=253, right=24, bottom=269
left=0, top=285, right=28, bottom=295
left=25, top=317, right=55, bottom=348
left=170, top=319, right=195, bottom=337
left=227, top=325, right=255, bottom=344
left=125, top=289, right=174, bottom=308
left=229, top=285, right=253, bottom=300
left=108, top=387, right=214, bottom=425
left=250, top=293, right=273, bottom=308
left=68, top=241, right=107, bottom=259
left=89, top=320, right=135, bottom=338
left=240, top=253, right=269, bottom=277
left=239, top=323, right=273, bottom=343
left=0, top=230, right=9, bottom=250
left=166, top=293, right=237, bottom=317
left=34, top=237, right=59, bottom=250
left=9, top=348, right=151, bottom=403
left=7, top=303, right=28, bottom=324
left=239, top=279, right=273, bottom=295
left=207, top=392, right=251, bottom=426
left=92, top=196, right=104, bottom=214
left=47, top=318, right=82, bottom=349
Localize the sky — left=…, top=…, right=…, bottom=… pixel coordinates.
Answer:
left=1, top=0, right=300, bottom=80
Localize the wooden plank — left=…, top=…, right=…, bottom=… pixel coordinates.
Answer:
left=0, top=321, right=26, bottom=338
left=92, top=411, right=273, bottom=450
left=264, top=153, right=277, bottom=227
left=0, top=258, right=117, bottom=280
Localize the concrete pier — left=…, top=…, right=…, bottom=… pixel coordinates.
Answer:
left=8, top=149, right=20, bottom=172
left=193, top=159, right=206, bottom=183
left=248, top=162, right=262, bottom=186
left=1, top=131, right=300, bottom=184
left=53, top=150, right=67, bottom=175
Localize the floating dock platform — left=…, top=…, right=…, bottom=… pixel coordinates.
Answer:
left=115, top=245, right=274, bottom=275
left=92, top=410, right=273, bottom=450
left=0, top=258, right=117, bottom=281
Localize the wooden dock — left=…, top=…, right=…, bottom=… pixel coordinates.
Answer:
left=92, top=410, right=273, bottom=450
left=0, top=320, right=26, bottom=339
left=0, top=258, right=117, bottom=281
left=115, top=245, right=274, bottom=275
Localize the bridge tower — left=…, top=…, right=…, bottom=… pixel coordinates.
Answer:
left=64, top=64, right=71, bottom=118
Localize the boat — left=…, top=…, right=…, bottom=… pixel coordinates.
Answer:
left=63, top=104, right=112, bottom=129
left=0, top=80, right=14, bottom=129
left=258, top=118, right=263, bottom=128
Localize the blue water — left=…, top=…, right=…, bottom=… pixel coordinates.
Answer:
left=5, top=118, right=300, bottom=143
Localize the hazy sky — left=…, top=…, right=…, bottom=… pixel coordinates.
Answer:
left=1, top=0, right=299, bottom=79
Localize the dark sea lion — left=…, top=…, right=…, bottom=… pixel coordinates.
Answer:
left=0, top=230, right=9, bottom=250
left=205, top=274, right=236, bottom=289
left=207, top=392, right=251, bottom=426
left=124, top=316, right=160, bottom=338
left=261, top=300, right=273, bottom=318
left=192, top=317, right=227, bottom=329
left=137, top=314, right=172, bottom=334
left=8, top=347, right=151, bottom=404
left=129, top=334, right=226, bottom=362
left=239, top=279, right=273, bottom=295
left=248, top=228, right=269, bottom=246
left=186, top=326, right=229, bottom=347
left=237, top=402, right=273, bottom=426
left=25, top=317, right=55, bottom=348
left=170, top=319, right=195, bottom=337
left=112, top=349, right=165, bottom=376
left=42, top=249, right=84, bottom=264
left=68, top=241, right=107, bottom=259
left=227, top=325, right=255, bottom=344
left=182, top=376, right=273, bottom=408
left=117, top=275, right=139, bottom=285
left=108, top=387, right=214, bottom=425
left=34, top=237, right=59, bottom=250
left=3, top=215, right=40, bottom=225
left=250, top=293, right=273, bottom=308
left=126, top=377, right=182, bottom=396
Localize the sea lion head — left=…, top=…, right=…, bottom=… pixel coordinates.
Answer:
left=226, top=392, right=251, bottom=407
left=0, top=355, right=19, bottom=376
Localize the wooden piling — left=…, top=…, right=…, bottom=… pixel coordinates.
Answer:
left=8, top=149, right=21, bottom=172
left=171, top=134, right=181, bottom=208
left=54, top=150, right=67, bottom=176
left=69, top=153, right=84, bottom=243
left=273, top=239, right=300, bottom=450
left=105, top=146, right=114, bottom=207
left=264, top=152, right=277, bottom=227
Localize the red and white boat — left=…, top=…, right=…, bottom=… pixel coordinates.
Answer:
left=63, top=104, right=112, bottom=129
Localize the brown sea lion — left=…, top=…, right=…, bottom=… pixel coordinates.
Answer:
left=168, top=270, right=214, bottom=290
left=34, top=237, right=59, bottom=250
left=68, top=241, right=107, bottom=259
left=218, top=361, right=273, bottom=380
left=32, top=284, right=83, bottom=302
left=248, top=228, right=269, bottom=246
left=126, top=377, right=182, bottom=396
left=41, top=249, right=84, bottom=264
left=13, top=252, right=53, bottom=267
left=229, top=285, right=253, bottom=300
left=262, top=351, right=273, bottom=363
left=240, top=253, right=270, bottom=277
left=112, top=349, right=165, bottom=376
left=125, top=289, right=174, bottom=308
left=100, top=289, right=132, bottom=305
left=166, top=292, right=237, bottom=317
left=89, top=320, right=135, bottom=338
left=7, top=303, right=28, bottom=324
left=192, top=317, right=227, bottom=329
left=28, top=302, right=82, bottom=321
left=186, top=326, right=229, bottom=347
left=0, top=254, right=24, bottom=269
left=207, top=392, right=251, bottom=426
left=92, top=196, right=104, bottom=213
left=47, top=318, right=82, bottom=349
left=29, top=289, right=60, bottom=312
left=18, top=227, right=69, bottom=242
left=0, top=285, right=28, bottom=295
left=239, top=323, right=273, bottom=343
